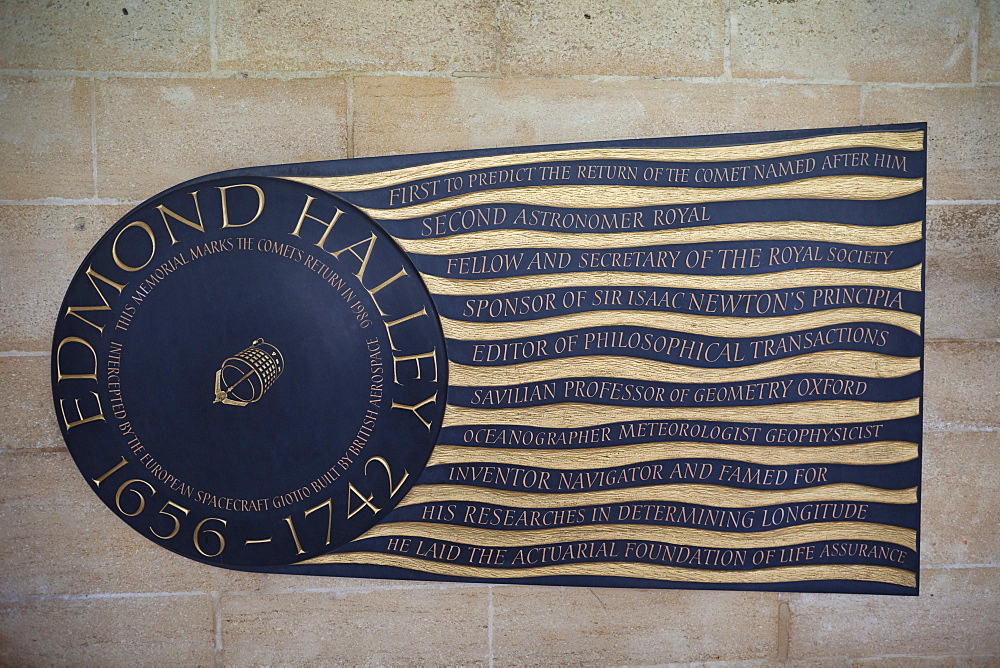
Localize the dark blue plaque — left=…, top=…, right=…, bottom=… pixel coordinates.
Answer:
left=53, top=123, right=925, bottom=593
left=53, top=177, right=447, bottom=566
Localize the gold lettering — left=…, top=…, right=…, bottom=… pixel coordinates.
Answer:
left=92, top=456, right=128, bottom=487
left=392, top=349, right=438, bottom=385
left=150, top=500, right=190, bottom=540
left=157, top=191, right=206, bottom=244
left=59, top=391, right=105, bottom=430
left=330, top=233, right=377, bottom=283
left=391, top=392, right=438, bottom=430
left=365, top=456, right=410, bottom=498
left=114, top=478, right=155, bottom=517
left=346, top=482, right=379, bottom=518
left=366, top=267, right=407, bottom=316
left=290, top=195, right=344, bottom=250
left=305, top=498, right=333, bottom=546
left=55, top=336, right=99, bottom=382
left=383, top=307, right=427, bottom=351
left=283, top=515, right=306, bottom=555
left=64, top=266, right=126, bottom=333
left=219, top=184, right=265, bottom=228
left=193, top=517, right=227, bottom=557
left=112, top=221, right=156, bottom=271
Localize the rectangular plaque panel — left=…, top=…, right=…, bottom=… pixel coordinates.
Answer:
left=148, top=124, right=929, bottom=593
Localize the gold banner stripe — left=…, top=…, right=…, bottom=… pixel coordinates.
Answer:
left=285, top=130, right=925, bottom=192
left=422, top=265, right=923, bottom=295
left=449, top=351, right=920, bottom=386
left=397, top=221, right=924, bottom=255
left=426, top=441, right=920, bottom=468
left=355, top=520, right=917, bottom=551
left=361, top=176, right=925, bottom=220
left=441, top=308, right=922, bottom=339
left=442, top=398, right=921, bottom=428
left=296, top=552, right=917, bottom=588
left=399, top=483, right=919, bottom=509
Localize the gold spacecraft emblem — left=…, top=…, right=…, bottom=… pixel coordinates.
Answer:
left=213, top=338, right=285, bottom=407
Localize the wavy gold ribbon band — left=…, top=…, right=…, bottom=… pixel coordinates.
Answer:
left=398, top=483, right=919, bottom=510
left=396, top=221, right=924, bottom=254
left=296, top=552, right=916, bottom=588
left=421, top=265, right=923, bottom=296
left=440, top=308, right=922, bottom=339
left=360, top=176, right=925, bottom=220
left=442, top=398, right=921, bottom=428
left=449, top=351, right=920, bottom=387
left=354, top=520, right=917, bottom=551
left=426, top=441, right=919, bottom=469
left=285, top=130, right=924, bottom=193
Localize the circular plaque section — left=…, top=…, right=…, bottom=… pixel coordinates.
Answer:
left=52, top=176, right=447, bottom=567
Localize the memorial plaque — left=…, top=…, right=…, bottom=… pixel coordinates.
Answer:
left=53, top=123, right=925, bottom=594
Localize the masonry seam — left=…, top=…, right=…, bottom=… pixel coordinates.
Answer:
left=0, top=582, right=656, bottom=605
left=213, top=591, right=223, bottom=668
left=492, top=0, right=503, bottom=77
left=0, top=198, right=144, bottom=206
left=2, top=68, right=994, bottom=87
left=777, top=594, right=790, bottom=662
left=347, top=75, right=355, bottom=159
left=926, top=338, right=1000, bottom=343
left=723, top=0, right=733, bottom=79
left=927, top=199, right=1000, bottom=205
left=818, top=653, right=1000, bottom=662
left=0, top=591, right=211, bottom=603
left=209, top=0, right=218, bottom=73
left=923, top=422, right=999, bottom=432
left=972, top=0, right=981, bottom=85
left=487, top=584, right=495, bottom=668
left=90, top=77, right=98, bottom=198
left=220, top=583, right=484, bottom=597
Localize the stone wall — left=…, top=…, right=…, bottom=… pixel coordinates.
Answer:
left=1, top=1, right=998, bottom=664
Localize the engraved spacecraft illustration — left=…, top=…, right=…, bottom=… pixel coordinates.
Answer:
left=213, top=338, right=284, bottom=406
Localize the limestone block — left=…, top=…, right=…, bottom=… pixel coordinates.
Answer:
left=980, top=0, right=1000, bottom=82
left=0, top=77, right=93, bottom=201
left=0, top=357, right=60, bottom=451
left=497, top=0, right=725, bottom=77
left=492, top=585, right=779, bottom=664
left=354, top=76, right=861, bottom=156
left=216, top=0, right=497, bottom=73
left=922, top=430, right=1000, bottom=567
left=924, top=341, right=1000, bottom=430
left=787, top=567, right=1000, bottom=660
left=0, top=205, right=126, bottom=351
left=221, top=585, right=489, bottom=665
left=0, top=1, right=210, bottom=72
left=0, top=594, right=216, bottom=665
left=863, top=86, right=1000, bottom=201
left=731, top=0, right=975, bottom=83
left=95, top=77, right=348, bottom=200
left=925, top=204, right=1000, bottom=340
